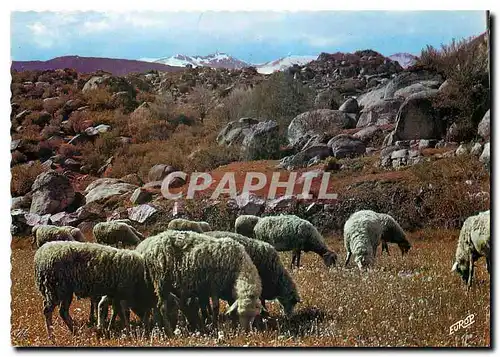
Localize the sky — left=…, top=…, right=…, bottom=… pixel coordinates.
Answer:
left=10, top=11, right=487, bottom=63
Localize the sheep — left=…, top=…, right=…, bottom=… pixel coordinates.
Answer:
left=34, top=241, right=155, bottom=341
left=452, top=210, right=490, bottom=288
left=253, top=215, right=337, bottom=269
left=93, top=221, right=144, bottom=247
left=343, top=210, right=410, bottom=270
left=135, top=230, right=262, bottom=332
left=166, top=218, right=207, bottom=233
left=199, top=221, right=212, bottom=232
left=31, top=225, right=85, bottom=249
left=234, top=215, right=260, bottom=238
left=376, top=212, right=411, bottom=256
left=205, top=231, right=300, bottom=317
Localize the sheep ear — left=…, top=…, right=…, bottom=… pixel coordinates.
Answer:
left=451, top=262, right=458, bottom=272
left=226, top=301, right=238, bottom=315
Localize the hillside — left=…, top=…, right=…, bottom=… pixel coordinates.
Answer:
left=11, top=55, right=183, bottom=76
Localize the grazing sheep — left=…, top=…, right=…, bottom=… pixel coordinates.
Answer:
left=234, top=215, right=260, bottom=238
left=31, top=225, right=85, bottom=249
left=199, top=221, right=212, bottom=232
left=167, top=218, right=205, bottom=233
left=93, top=221, right=144, bottom=247
left=344, top=210, right=410, bottom=270
left=34, top=241, right=155, bottom=340
left=452, top=210, right=490, bottom=288
left=376, top=212, right=411, bottom=256
left=253, top=215, right=337, bottom=269
left=205, top=231, right=301, bottom=316
left=135, top=230, right=262, bottom=332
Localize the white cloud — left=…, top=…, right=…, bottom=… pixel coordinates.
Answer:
left=82, top=19, right=111, bottom=33
left=27, top=21, right=58, bottom=48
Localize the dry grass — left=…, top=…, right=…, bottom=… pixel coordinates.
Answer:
left=11, top=233, right=490, bottom=347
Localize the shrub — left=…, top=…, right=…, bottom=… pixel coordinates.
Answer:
left=11, top=161, right=46, bottom=197
left=83, top=88, right=114, bottom=111
left=185, top=145, right=241, bottom=172
left=418, top=34, right=490, bottom=141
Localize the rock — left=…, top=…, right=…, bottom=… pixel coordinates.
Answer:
left=11, top=139, right=22, bottom=152
left=287, top=109, right=356, bottom=146
left=418, top=139, right=437, bottom=150
left=278, top=145, right=332, bottom=170
left=30, top=171, right=75, bottom=215
left=25, top=212, right=51, bottom=227
left=477, top=109, right=490, bottom=140
left=353, top=126, right=382, bottom=143
left=266, top=195, right=297, bottom=211
left=64, top=158, right=81, bottom=170
left=49, top=211, right=79, bottom=226
left=383, top=71, right=443, bottom=99
left=95, top=124, right=111, bottom=133
left=338, top=98, right=359, bottom=113
left=82, top=76, right=105, bottom=92
left=231, top=193, right=266, bottom=215
left=120, top=173, right=144, bottom=187
left=84, top=178, right=122, bottom=194
left=314, top=89, right=342, bottom=110
left=393, top=81, right=441, bottom=99
left=241, top=120, right=281, bottom=160
left=128, top=204, right=158, bottom=223
left=172, top=201, right=184, bottom=217
left=471, top=142, right=483, bottom=157
left=356, top=98, right=402, bottom=127
left=97, top=156, right=114, bottom=175
left=386, top=90, right=443, bottom=145
left=15, top=110, right=31, bottom=121
left=216, top=118, right=259, bottom=147
left=455, top=144, right=469, bottom=156
left=130, top=188, right=153, bottom=205
left=143, top=181, right=163, bottom=190
left=357, top=86, right=387, bottom=109
left=479, top=142, right=490, bottom=171
left=85, top=180, right=137, bottom=204
left=84, top=126, right=99, bottom=136
left=163, top=172, right=186, bottom=189
left=11, top=195, right=31, bottom=210
left=327, top=134, right=366, bottom=159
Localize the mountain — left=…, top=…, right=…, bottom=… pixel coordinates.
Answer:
left=141, top=52, right=250, bottom=70
left=388, top=53, right=418, bottom=69
left=256, top=55, right=318, bottom=74
left=11, top=55, right=182, bottom=75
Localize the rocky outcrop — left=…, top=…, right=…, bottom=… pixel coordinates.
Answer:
left=84, top=178, right=137, bottom=204
left=240, top=120, right=281, bottom=160
left=30, top=171, right=75, bottom=215
left=148, top=164, right=177, bottom=182
left=278, top=144, right=332, bottom=170
left=385, top=90, right=444, bottom=146
left=480, top=142, right=490, bottom=171
left=356, top=98, right=403, bottom=127
left=478, top=109, right=490, bottom=140
left=287, top=109, right=356, bottom=146
left=327, top=134, right=366, bottom=159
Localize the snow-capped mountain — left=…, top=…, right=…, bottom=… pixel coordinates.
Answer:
left=388, top=53, right=418, bottom=69
left=140, top=52, right=250, bottom=70
left=256, top=55, right=318, bottom=74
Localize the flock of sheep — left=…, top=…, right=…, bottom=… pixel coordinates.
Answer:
left=30, top=208, right=491, bottom=342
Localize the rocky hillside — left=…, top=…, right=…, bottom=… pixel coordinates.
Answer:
left=10, top=37, right=490, bottom=240
left=11, top=56, right=183, bottom=76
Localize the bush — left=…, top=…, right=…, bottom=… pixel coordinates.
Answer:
left=418, top=34, right=490, bottom=141
left=11, top=161, right=47, bottom=197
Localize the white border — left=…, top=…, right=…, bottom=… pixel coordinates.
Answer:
left=2, top=2, right=497, bottom=356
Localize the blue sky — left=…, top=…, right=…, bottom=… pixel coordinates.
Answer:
left=11, top=11, right=487, bottom=63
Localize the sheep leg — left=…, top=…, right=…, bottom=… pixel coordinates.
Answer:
left=467, top=257, right=475, bottom=289
left=118, top=300, right=131, bottom=334
left=89, top=297, right=99, bottom=325
left=211, top=295, right=220, bottom=330
left=382, top=241, right=389, bottom=255
left=97, top=296, right=110, bottom=332
left=59, top=295, right=75, bottom=334
left=486, top=256, right=491, bottom=274
left=43, top=300, right=56, bottom=341
left=344, top=251, right=352, bottom=267
left=159, top=300, right=174, bottom=337
left=226, top=298, right=238, bottom=329
left=295, top=250, right=302, bottom=268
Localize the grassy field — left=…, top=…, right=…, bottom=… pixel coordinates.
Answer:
left=11, top=232, right=490, bottom=347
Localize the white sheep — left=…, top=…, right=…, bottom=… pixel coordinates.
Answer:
left=31, top=224, right=85, bottom=248
left=135, top=230, right=262, bottom=332
left=167, top=218, right=206, bottom=233
left=93, top=221, right=144, bottom=247
left=253, top=215, right=337, bottom=269
left=343, top=210, right=410, bottom=270
left=452, top=210, right=490, bottom=288
left=234, top=215, right=260, bottom=238
left=205, top=231, right=301, bottom=317
left=34, top=241, right=156, bottom=341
